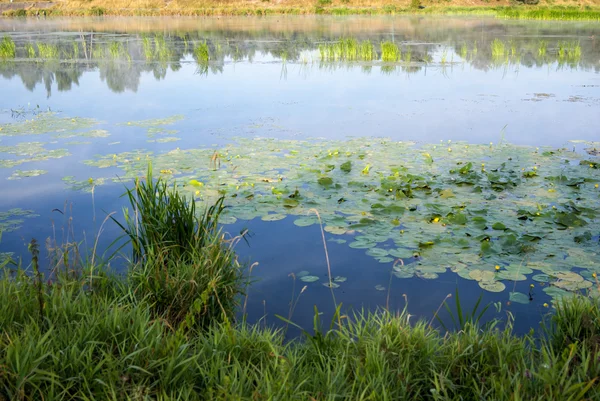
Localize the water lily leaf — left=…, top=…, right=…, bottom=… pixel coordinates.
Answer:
left=543, top=286, right=572, bottom=300
left=388, top=248, right=415, bottom=259
left=553, top=280, right=592, bottom=291
left=366, top=248, right=389, bottom=258
left=294, top=217, right=318, bottom=227
left=261, top=214, right=287, bottom=222
left=219, top=216, right=237, bottom=224
left=492, top=222, right=507, bottom=230
left=375, top=284, right=386, bottom=291
left=504, top=264, right=534, bottom=275
left=349, top=241, right=375, bottom=249
left=439, top=189, right=455, bottom=199
left=300, top=275, right=320, bottom=283
left=324, top=226, right=347, bottom=235
left=509, top=292, right=530, bottom=304
left=318, top=177, right=333, bottom=187
left=532, top=274, right=551, bottom=283
left=554, top=271, right=584, bottom=282
left=393, top=271, right=414, bottom=279
left=479, top=281, right=506, bottom=292
left=340, top=161, right=352, bottom=173
left=377, top=257, right=395, bottom=264
left=323, top=282, right=340, bottom=288
left=497, top=271, right=527, bottom=281
left=417, top=272, right=438, bottom=279
left=296, top=271, right=310, bottom=278
left=469, top=269, right=495, bottom=282
left=334, top=276, right=347, bottom=283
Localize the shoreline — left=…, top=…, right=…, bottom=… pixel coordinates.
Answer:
left=1, top=5, right=600, bottom=20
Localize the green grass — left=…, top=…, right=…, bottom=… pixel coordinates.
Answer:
left=319, top=38, right=375, bottom=62
left=0, top=262, right=599, bottom=400
left=111, top=164, right=242, bottom=329
left=0, top=36, right=16, bottom=59
left=381, top=40, right=400, bottom=62
left=497, top=6, right=600, bottom=21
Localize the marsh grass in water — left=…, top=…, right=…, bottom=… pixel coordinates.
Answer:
left=36, top=42, right=60, bottom=60
left=380, top=40, right=401, bottom=62
left=319, top=38, right=375, bottom=62
left=0, top=36, right=16, bottom=59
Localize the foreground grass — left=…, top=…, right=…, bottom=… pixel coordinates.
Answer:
left=0, top=168, right=599, bottom=400
left=0, top=266, right=599, bottom=400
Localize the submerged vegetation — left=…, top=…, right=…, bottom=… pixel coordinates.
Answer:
left=0, top=170, right=599, bottom=399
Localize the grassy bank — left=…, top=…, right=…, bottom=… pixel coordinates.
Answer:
left=2, top=1, right=600, bottom=20
left=1, top=167, right=599, bottom=400
left=1, top=265, right=599, bottom=400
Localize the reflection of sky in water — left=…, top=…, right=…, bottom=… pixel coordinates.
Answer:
left=2, top=59, right=599, bottom=147
left=1, top=16, right=599, bottom=335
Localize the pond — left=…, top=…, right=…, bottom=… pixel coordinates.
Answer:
left=0, top=16, right=599, bottom=335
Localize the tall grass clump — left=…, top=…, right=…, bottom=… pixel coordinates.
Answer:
left=359, top=40, right=375, bottom=61
left=558, top=40, right=581, bottom=63
left=25, top=43, right=36, bottom=58
left=113, top=164, right=243, bottom=329
left=37, top=43, right=59, bottom=59
left=380, top=40, right=400, bottom=62
left=319, top=38, right=372, bottom=62
left=0, top=36, right=16, bottom=59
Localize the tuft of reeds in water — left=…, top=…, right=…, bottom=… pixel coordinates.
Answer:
left=0, top=35, right=16, bottom=59
left=319, top=38, right=374, bottom=62
left=557, top=40, right=581, bottom=63
left=36, top=42, right=59, bottom=59
left=380, top=40, right=400, bottom=62
left=194, top=42, right=210, bottom=74
left=25, top=43, right=36, bottom=58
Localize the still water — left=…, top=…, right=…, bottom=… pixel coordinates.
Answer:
left=1, top=16, right=599, bottom=334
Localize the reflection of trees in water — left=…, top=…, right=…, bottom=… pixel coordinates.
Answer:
left=0, top=26, right=598, bottom=96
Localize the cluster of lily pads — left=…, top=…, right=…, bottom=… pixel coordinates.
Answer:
left=0, top=208, right=38, bottom=234
left=1, top=113, right=599, bottom=304
left=71, top=115, right=600, bottom=303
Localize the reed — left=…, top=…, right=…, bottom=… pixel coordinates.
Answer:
left=0, top=36, right=15, bottom=59
left=381, top=40, right=400, bottom=62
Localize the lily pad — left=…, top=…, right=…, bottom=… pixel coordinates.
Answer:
left=300, top=275, right=320, bottom=283
left=479, top=280, right=506, bottom=292
left=509, top=292, right=531, bottom=304
left=261, top=214, right=287, bottom=222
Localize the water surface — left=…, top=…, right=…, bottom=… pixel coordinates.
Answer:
left=1, top=16, right=599, bottom=334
